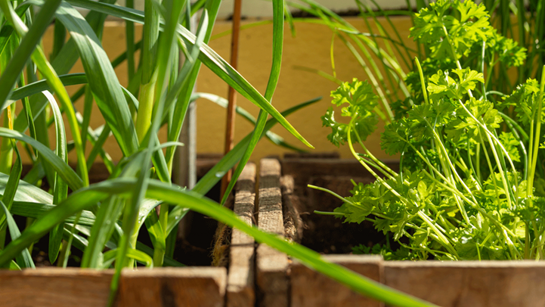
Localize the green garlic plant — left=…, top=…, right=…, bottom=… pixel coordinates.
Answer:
left=0, top=0, right=434, bottom=306
left=321, top=0, right=545, bottom=261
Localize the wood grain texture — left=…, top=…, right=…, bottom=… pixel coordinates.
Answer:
left=280, top=175, right=302, bottom=243
left=256, top=158, right=288, bottom=307
left=384, top=261, right=545, bottom=307
left=227, top=163, right=256, bottom=307
left=281, top=158, right=399, bottom=195
left=0, top=267, right=226, bottom=307
left=290, top=255, right=383, bottom=307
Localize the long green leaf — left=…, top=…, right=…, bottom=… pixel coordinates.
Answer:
left=12, top=0, right=117, bottom=134
left=42, top=90, right=68, bottom=263
left=221, top=0, right=285, bottom=205
left=9, top=73, right=87, bottom=102
left=0, top=128, right=83, bottom=190
left=2, top=0, right=89, bottom=187
left=0, top=174, right=52, bottom=205
left=0, top=178, right=434, bottom=307
left=59, top=0, right=313, bottom=148
left=0, top=201, right=34, bottom=269
left=81, top=195, right=123, bottom=268
left=192, top=93, right=308, bottom=152
left=0, top=0, right=59, bottom=111
left=167, top=97, right=320, bottom=234
left=144, top=207, right=166, bottom=266
left=53, top=2, right=139, bottom=157
left=0, top=145, right=22, bottom=249
left=103, top=248, right=153, bottom=269
left=111, top=2, right=187, bottom=298
left=0, top=146, right=22, bottom=211
left=12, top=201, right=95, bottom=226
left=164, top=4, right=211, bottom=168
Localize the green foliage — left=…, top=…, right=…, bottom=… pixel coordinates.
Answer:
left=0, top=1, right=433, bottom=306
left=320, top=0, right=545, bottom=261
left=322, top=79, right=378, bottom=146
left=353, top=243, right=417, bottom=261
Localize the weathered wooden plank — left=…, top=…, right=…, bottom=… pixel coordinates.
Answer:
left=0, top=267, right=226, bottom=307
left=0, top=268, right=110, bottom=307
left=281, top=158, right=399, bottom=194
left=280, top=175, right=302, bottom=243
left=256, top=158, right=288, bottom=307
left=118, top=267, right=226, bottom=306
left=384, top=261, right=545, bottom=307
left=227, top=163, right=256, bottom=307
left=290, top=255, right=383, bottom=307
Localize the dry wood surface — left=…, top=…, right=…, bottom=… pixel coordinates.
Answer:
left=227, top=163, right=256, bottom=307
left=0, top=267, right=226, bottom=307
left=256, top=158, right=289, bottom=307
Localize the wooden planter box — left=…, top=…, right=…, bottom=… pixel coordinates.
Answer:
left=253, top=155, right=545, bottom=307
left=1, top=158, right=258, bottom=307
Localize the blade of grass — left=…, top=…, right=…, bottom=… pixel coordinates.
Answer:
left=81, top=195, right=124, bottom=268
left=164, top=6, right=211, bottom=170
left=41, top=90, right=69, bottom=264
left=1, top=0, right=89, bottom=187
left=0, top=178, right=435, bottom=307
left=0, top=0, right=59, bottom=111
left=50, top=19, right=65, bottom=61
left=144, top=206, right=166, bottom=266
left=125, top=0, right=136, bottom=79
left=111, top=1, right=187, bottom=301
left=0, top=128, right=83, bottom=191
left=220, top=0, right=285, bottom=205
left=59, top=0, right=314, bottom=148
left=9, top=73, right=87, bottom=102
left=192, top=92, right=309, bottom=152
left=167, top=97, right=320, bottom=234
left=81, top=85, right=93, bottom=152
left=0, top=200, right=34, bottom=269
left=11, top=201, right=95, bottom=226
left=52, top=2, right=139, bottom=157
left=12, top=0, right=117, bottom=135
left=0, top=146, right=22, bottom=249
left=0, top=173, right=52, bottom=204
left=103, top=248, right=153, bottom=269
left=18, top=75, right=37, bottom=159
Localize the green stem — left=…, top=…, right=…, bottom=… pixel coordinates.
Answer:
left=135, top=76, right=157, bottom=141
left=527, top=66, right=545, bottom=258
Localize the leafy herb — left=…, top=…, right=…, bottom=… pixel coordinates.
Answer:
left=319, top=0, right=545, bottom=261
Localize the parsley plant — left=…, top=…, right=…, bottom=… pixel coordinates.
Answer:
left=320, top=0, right=545, bottom=260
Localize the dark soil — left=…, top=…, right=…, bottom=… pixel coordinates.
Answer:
left=297, top=176, right=387, bottom=254
left=171, top=179, right=222, bottom=267
left=280, top=155, right=400, bottom=255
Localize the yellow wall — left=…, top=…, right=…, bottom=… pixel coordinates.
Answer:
left=35, top=16, right=415, bottom=163
left=197, top=17, right=414, bottom=161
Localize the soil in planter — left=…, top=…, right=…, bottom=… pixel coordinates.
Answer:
left=296, top=176, right=396, bottom=254
left=171, top=179, right=223, bottom=267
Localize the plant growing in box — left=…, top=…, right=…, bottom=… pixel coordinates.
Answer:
left=320, top=0, right=545, bottom=260
left=0, top=0, right=434, bottom=306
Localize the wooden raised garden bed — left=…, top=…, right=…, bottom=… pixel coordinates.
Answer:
left=253, top=155, right=545, bottom=307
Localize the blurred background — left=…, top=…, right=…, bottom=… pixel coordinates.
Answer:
left=38, top=1, right=415, bottom=163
